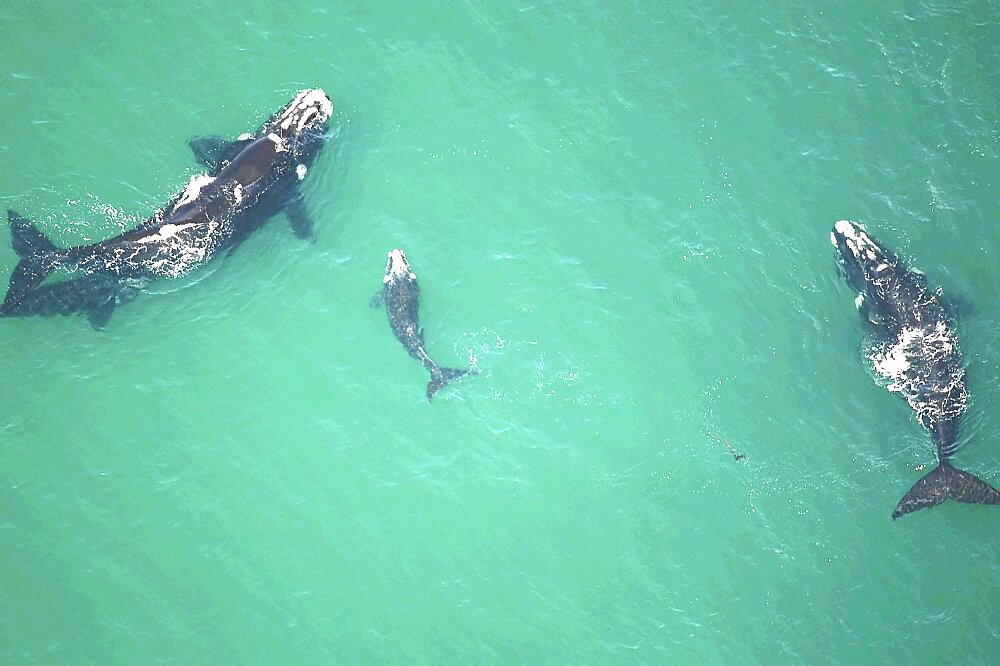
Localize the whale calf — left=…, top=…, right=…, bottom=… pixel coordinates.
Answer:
left=831, top=219, right=1000, bottom=519
left=373, top=249, right=469, bottom=400
left=0, top=270, right=143, bottom=329
left=1, top=88, right=333, bottom=325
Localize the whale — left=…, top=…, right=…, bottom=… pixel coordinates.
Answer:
left=0, top=270, right=143, bottom=329
left=831, top=219, right=1000, bottom=519
left=373, top=249, right=469, bottom=400
left=0, top=88, right=333, bottom=325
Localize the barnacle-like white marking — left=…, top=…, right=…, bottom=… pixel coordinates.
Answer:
left=276, top=89, right=332, bottom=133
left=297, top=108, right=318, bottom=131
left=296, top=164, right=308, bottom=181
left=266, top=133, right=286, bottom=152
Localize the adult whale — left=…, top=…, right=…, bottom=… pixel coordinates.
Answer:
left=0, top=88, right=333, bottom=324
left=373, top=249, right=469, bottom=400
left=830, top=219, right=1000, bottom=519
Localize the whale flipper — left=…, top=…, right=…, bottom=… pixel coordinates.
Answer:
left=9, top=209, right=57, bottom=257
left=188, top=135, right=254, bottom=170
left=285, top=196, right=313, bottom=240
left=2, top=210, right=60, bottom=313
left=87, top=298, right=116, bottom=330
left=892, top=462, right=1000, bottom=519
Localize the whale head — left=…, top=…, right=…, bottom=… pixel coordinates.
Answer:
left=262, top=88, right=333, bottom=156
left=384, top=248, right=416, bottom=285
left=831, top=219, right=914, bottom=331
left=830, top=220, right=898, bottom=294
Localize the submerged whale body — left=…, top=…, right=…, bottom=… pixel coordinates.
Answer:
left=0, top=88, right=333, bottom=326
left=373, top=249, right=470, bottom=400
left=830, top=219, right=1000, bottom=519
left=0, top=269, right=143, bottom=329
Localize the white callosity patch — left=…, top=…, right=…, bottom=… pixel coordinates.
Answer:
left=384, top=249, right=417, bottom=283
left=275, top=89, right=333, bottom=133
left=834, top=219, right=856, bottom=236
left=294, top=88, right=333, bottom=119
left=266, top=133, right=286, bottom=152
left=296, top=164, right=308, bottom=181
left=286, top=107, right=319, bottom=133
left=834, top=219, right=881, bottom=262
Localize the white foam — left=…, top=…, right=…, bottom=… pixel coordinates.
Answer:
left=137, top=221, right=197, bottom=244
left=869, top=321, right=966, bottom=423
left=175, top=174, right=215, bottom=209
left=872, top=327, right=919, bottom=388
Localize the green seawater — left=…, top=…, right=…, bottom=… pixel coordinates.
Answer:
left=1, top=2, right=999, bottom=662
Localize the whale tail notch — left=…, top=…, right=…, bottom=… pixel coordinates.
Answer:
left=426, top=366, right=468, bottom=401
left=2, top=209, right=60, bottom=313
left=892, top=461, right=1000, bottom=519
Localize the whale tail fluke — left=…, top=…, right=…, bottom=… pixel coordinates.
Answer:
left=426, top=367, right=469, bottom=401
left=892, top=461, right=1000, bottom=519
left=2, top=210, right=60, bottom=313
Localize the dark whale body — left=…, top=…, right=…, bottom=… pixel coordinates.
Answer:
left=0, top=270, right=142, bottom=329
left=374, top=249, right=469, bottom=400
left=831, top=219, right=1000, bottom=519
left=1, top=89, right=333, bottom=327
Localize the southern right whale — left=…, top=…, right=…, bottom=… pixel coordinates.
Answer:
left=373, top=249, right=470, bottom=400
left=831, top=219, right=1000, bottom=519
left=0, top=270, right=142, bottom=329
left=1, top=88, right=333, bottom=325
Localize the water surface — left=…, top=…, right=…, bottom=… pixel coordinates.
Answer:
left=1, top=2, right=998, bottom=662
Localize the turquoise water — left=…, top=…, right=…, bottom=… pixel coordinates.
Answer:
left=2, top=1, right=999, bottom=662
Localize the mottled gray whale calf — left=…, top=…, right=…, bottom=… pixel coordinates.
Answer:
left=831, top=219, right=1000, bottom=519
left=1, top=88, right=333, bottom=327
left=373, top=249, right=470, bottom=400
